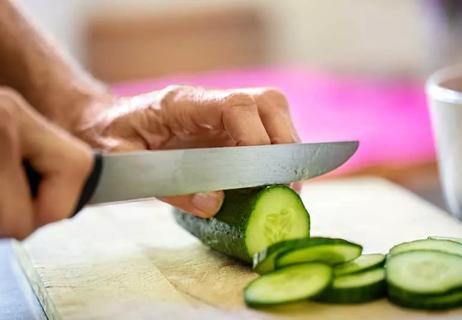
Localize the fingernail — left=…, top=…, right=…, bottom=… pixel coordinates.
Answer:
left=192, top=191, right=223, bottom=217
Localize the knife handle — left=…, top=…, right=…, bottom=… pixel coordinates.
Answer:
left=24, top=152, right=103, bottom=218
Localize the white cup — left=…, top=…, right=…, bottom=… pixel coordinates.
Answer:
left=427, top=66, right=462, bottom=218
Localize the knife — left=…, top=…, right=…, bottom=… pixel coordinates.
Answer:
left=25, top=141, right=358, bottom=216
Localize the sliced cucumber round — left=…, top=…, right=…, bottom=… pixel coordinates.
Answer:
left=315, top=268, right=386, bottom=304
left=389, top=239, right=462, bottom=257
left=244, top=262, right=333, bottom=307
left=334, top=254, right=385, bottom=276
left=274, top=237, right=362, bottom=269
left=388, top=285, right=462, bottom=310
left=386, top=250, right=462, bottom=296
left=253, top=238, right=310, bottom=274
left=174, top=186, right=310, bottom=263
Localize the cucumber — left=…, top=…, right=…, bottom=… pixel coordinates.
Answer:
left=386, top=250, right=462, bottom=296
left=334, top=254, right=385, bottom=276
left=244, top=262, right=333, bottom=307
left=388, top=285, right=462, bottom=310
left=428, top=236, right=462, bottom=245
left=315, top=268, right=386, bottom=304
left=389, top=239, right=462, bottom=257
left=253, top=238, right=310, bottom=274
left=274, top=237, right=362, bottom=269
left=174, top=186, right=310, bottom=263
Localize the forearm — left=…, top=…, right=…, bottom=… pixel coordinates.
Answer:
left=0, top=0, right=112, bottom=131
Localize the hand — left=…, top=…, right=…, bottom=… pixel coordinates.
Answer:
left=75, top=86, right=301, bottom=218
left=0, top=88, right=93, bottom=239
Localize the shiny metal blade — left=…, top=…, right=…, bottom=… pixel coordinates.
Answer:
left=89, top=141, right=358, bottom=204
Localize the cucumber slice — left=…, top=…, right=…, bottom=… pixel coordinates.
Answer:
left=334, top=254, right=385, bottom=276
left=274, top=237, right=362, bottom=269
left=428, top=236, right=462, bottom=245
left=244, top=263, right=333, bottom=307
left=253, top=238, right=310, bottom=274
left=388, top=285, right=462, bottom=310
left=315, top=268, right=386, bottom=304
left=174, top=186, right=310, bottom=263
left=386, top=250, right=462, bottom=296
left=389, top=239, right=462, bottom=257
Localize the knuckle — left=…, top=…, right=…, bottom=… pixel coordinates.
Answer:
left=260, top=87, right=289, bottom=110
left=160, top=85, right=194, bottom=104
left=223, top=92, right=255, bottom=108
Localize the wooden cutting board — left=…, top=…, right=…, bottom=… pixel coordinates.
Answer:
left=14, top=177, right=462, bottom=319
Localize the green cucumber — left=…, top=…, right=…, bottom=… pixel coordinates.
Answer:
left=274, top=237, right=362, bottom=269
left=428, top=236, right=462, bottom=245
left=315, top=268, right=386, bottom=304
left=334, top=254, right=386, bottom=276
left=244, top=263, right=333, bottom=307
left=388, top=285, right=462, bottom=310
left=174, top=186, right=310, bottom=263
left=386, top=250, right=462, bottom=297
left=389, top=239, right=462, bottom=257
left=253, top=238, right=316, bottom=274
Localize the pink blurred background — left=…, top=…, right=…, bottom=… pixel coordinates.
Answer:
left=114, top=67, right=433, bottom=175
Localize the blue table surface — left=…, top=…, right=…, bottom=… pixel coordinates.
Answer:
left=0, top=239, right=45, bottom=320
left=0, top=189, right=447, bottom=320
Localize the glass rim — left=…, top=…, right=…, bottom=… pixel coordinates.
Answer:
left=426, top=65, right=462, bottom=104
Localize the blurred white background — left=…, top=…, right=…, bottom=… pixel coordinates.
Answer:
left=17, top=0, right=461, bottom=80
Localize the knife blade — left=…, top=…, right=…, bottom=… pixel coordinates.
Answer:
left=25, top=141, right=358, bottom=215
left=89, top=141, right=358, bottom=204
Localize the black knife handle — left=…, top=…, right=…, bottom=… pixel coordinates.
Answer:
left=24, top=152, right=103, bottom=218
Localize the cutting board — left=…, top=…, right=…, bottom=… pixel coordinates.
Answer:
left=14, top=177, right=462, bottom=319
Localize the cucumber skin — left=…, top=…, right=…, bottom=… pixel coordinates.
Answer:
left=315, top=278, right=386, bottom=304
left=388, top=284, right=462, bottom=310
left=334, top=254, right=386, bottom=276
left=389, top=239, right=462, bottom=257
left=254, top=238, right=328, bottom=274
left=255, top=237, right=362, bottom=274
left=428, top=236, right=462, bottom=245
left=274, top=238, right=363, bottom=269
left=174, top=187, right=263, bottom=263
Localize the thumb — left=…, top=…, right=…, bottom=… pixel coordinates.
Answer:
left=161, top=191, right=224, bottom=218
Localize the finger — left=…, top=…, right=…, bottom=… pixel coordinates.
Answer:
left=11, top=91, right=94, bottom=225
left=222, top=96, right=271, bottom=146
left=253, top=88, right=300, bottom=144
left=34, top=168, right=89, bottom=226
left=290, top=182, right=303, bottom=194
left=161, top=87, right=271, bottom=146
left=0, top=103, right=34, bottom=239
left=161, top=191, right=224, bottom=218
left=30, top=129, right=93, bottom=226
